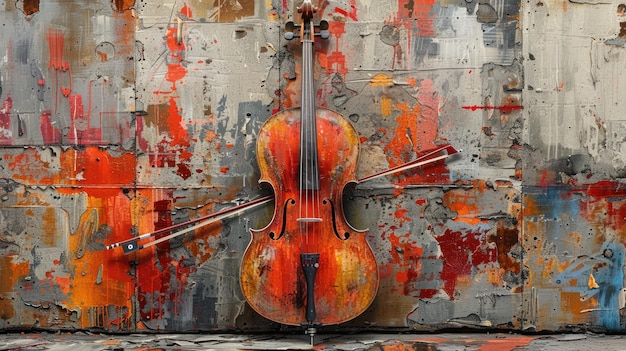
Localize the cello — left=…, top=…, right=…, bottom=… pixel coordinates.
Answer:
left=239, top=0, right=379, bottom=343
left=105, top=0, right=460, bottom=340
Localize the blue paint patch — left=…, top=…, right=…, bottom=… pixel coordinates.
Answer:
left=553, top=241, right=624, bottom=330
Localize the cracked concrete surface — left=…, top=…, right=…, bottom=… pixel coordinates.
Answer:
left=1, top=332, right=625, bottom=351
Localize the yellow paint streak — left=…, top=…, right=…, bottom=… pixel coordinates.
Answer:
left=370, top=73, right=394, bottom=87
left=381, top=95, right=393, bottom=118
left=588, top=273, right=599, bottom=289
left=266, top=0, right=278, bottom=21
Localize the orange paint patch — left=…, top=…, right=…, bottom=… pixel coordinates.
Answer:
left=560, top=291, right=598, bottom=325
left=57, top=147, right=136, bottom=197
left=5, top=149, right=56, bottom=185
left=443, top=190, right=481, bottom=225
left=65, top=194, right=135, bottom=328
left=477, top=336, right=537, bottom=351
left=382, top=79, right=443, bottom=185
left=394, top=208, right=411, bottom=221
left=0, top=257, right=29, bottom=318
left=486, top=267, right=504, bottom=286
left=41, top=207, right=58, bottom=247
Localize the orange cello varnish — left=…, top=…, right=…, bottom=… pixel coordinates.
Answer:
left=240, top=109, right=378, bottom=326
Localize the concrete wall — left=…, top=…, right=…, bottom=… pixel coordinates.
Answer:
left=0, top=0, right=624, bottom=332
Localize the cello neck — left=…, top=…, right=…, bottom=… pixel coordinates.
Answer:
left=299, top=1, right=319, bottom=191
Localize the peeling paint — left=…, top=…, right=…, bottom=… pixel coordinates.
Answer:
left=0, top=0, right=625, bottom=335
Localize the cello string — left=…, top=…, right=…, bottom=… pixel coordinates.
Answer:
left=299, top=9, right=324, bottom=255
left=305, top=21, right=314, bottom=253
left=300, top=18, right=310, bottom=253
left=307, top=17, right=321, bottom=254
left=311, top=38, right=320, bottom=255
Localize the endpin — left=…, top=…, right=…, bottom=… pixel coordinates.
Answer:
left=305, top=326, right=317, bottom=346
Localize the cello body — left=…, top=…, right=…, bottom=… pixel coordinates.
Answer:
left=240, top=107, right=379, bottom=325
left=239, top=1, right=379, bottom=329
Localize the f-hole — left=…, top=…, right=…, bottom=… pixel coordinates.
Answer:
left=269, top=198, right=296, bottom=240
left=322, top=199, right=349, bottom=240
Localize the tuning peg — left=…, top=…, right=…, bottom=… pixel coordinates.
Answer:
left=317, top=20, right=329, bottom=39
left=284, top=21, right=299, bottom=40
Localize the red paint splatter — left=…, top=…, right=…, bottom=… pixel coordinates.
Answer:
left=0, top=94, right=13, bottom=145
left=57, top=147, right=136, bottom=197
left=394, top=208, right=411, bottom=221
left=135, top=195, right=195, bottom=325
left=166, top=64, right=187, bottom=90
left=488, top=223, right=521, bottom=276
left=377, top=203, right=439, bottom=297
left=111, top=0, right=135, bottom=12
left=386, top=229, right=424, bottom=295
left=162, top=27, right=187, bottom=91
left=436, top=227, right=497, bottom=299
left=180, top=5, right=192, bottom=18
left=22, top=0, right=40, bottom=15
left=462, top=105, right=523, bottom=111
left=46, top=29, right=69, bottom=71
left=416, top=79, right=439, bottom=141
left=46, top=29, right=72, bottom=99
left=386, top=0, right=438, bottom=67
left=133, top=191, right=223, bottom=327
left=333, top=2, right=358, bottom=21
left=68, top=94, right=101, bottom=144
left=164, top=97, right=190, bottom=151
left=578, top=181, right=626, bottom=231
left=142, top=98, right=192, bottom=174
left=318, top=20, right=348, bottom=76
left=176, top=163, right=192, bottom=179
left=329, top=20, right=346, bottom=38
left=413, top=0, right=436, bottom=36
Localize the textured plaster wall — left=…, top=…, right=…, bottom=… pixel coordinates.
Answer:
left=0, top=0, right=624, bottom=333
